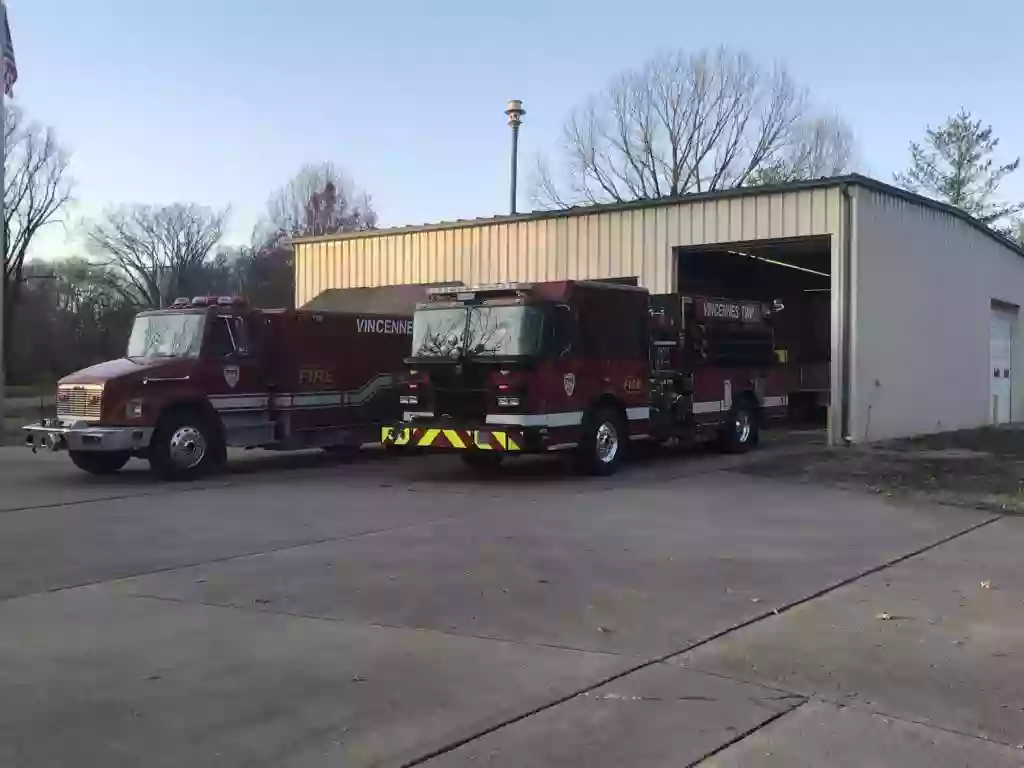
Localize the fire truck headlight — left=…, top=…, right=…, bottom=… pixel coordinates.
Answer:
left=497, top=396, right=520, bottom=407
left=126, top=400, right=144, bottom=419
left=399, top=395, right=418, bottom=405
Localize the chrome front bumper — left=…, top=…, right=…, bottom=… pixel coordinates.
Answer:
left=23, top=419, right=153, bottom=453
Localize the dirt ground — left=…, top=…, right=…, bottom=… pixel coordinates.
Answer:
left=742, top=425, right=1024, bottom=513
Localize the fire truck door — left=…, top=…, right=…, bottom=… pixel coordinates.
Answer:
left=202, top=314, right=268, bottom=410
left=551, top=304, right=581, bottom=412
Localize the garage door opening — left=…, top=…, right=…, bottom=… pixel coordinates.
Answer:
left=675, top=236, right=833, bottom=433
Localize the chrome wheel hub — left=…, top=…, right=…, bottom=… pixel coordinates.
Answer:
left=595, top=421, right=619, bottom=464
left=169, top=426, right=207, bottom=470
left=735, top=410, right=752, bottom=443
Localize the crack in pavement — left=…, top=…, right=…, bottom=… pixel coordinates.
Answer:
left=395, top=513, right=1006, bottom=768
left=0, top=481, right=236, bottom=515
left=682, top=700, right=810, bottom=768
left=0, top=508, right=479, bottom=605
left=127, top=592, right=633, bottom=660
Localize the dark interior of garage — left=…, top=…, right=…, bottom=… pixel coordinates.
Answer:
left=676, top=237, right=831, bottom=426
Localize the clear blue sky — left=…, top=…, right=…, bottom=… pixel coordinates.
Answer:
left=12, top=0, right=1024, bottom=256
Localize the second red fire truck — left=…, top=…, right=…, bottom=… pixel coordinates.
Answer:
left=381, top=280, right=790, bottom=474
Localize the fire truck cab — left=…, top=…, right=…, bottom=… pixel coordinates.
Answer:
left=381, top=279, right=788, bottom=474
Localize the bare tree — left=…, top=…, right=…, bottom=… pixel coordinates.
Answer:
left=534, top=48, right=854, bottom=207
left=2, top=105, right=73, bottom=370
left=745, top=113, right=854, bottom=186
left=218, top=241, right=294, bottom=309
left=10, top=258, right=136, bottom=384
left=86, top=203, right=228, bottom=309
left=257, top=161, right=377, bottom=244
left=242, top=162, right=376, bottom=308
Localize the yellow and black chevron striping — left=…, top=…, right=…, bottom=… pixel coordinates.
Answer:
left=381, top=426, right=522, bottom=452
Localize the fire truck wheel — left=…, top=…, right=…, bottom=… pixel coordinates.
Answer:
left=576, top=407, right=625, bottom=476
left=69, top=450, right=131, bottom=476
left=719, top=398, right=759, bottom=453
left=149, top=409, right=224, bottom=481
left=461, top=452, right=505, bottom=471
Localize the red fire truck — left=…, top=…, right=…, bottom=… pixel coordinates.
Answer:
left=24, top=288, right=424, bottom=480
left=381, top=280, right=789, bottom=474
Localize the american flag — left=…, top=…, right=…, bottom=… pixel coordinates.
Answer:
left=1, top=1, right=16, bottom=97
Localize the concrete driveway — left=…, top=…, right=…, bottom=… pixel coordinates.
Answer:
left=0, top=441, right=1020, bottom=767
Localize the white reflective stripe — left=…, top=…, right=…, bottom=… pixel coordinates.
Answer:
left=485, top=411, right=584, bottom=427
left=544, top=412, right=583, bottom=428
left=191, top=378, right=402, bottom=414
left=403, top=411, right=434, bottom=420
left=272, top=376, right=394, bottom=409
left=209, top=395, right=270, bottom=411
left=692, top=400, right=724, bottom=414
left=762, top=395, right=789, bottom=408
left=625, top=406, right=650, bottom=421
left=546, top=442, right=578, bottom=451
left=270, top=391, right=343, bottom=408
left=273, top=392, right=340, bottom=408
left=343, top=373, right=395, bottom=405
left=293, top=392, right=343, bottom=407
left=723, top=380, right=733, bottom=410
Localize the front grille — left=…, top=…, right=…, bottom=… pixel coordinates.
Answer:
left=428, top=365, right=491, bottom=421
left=57, top=386, right=103, bottom=421
left=433, top=386, right=490, bottom=421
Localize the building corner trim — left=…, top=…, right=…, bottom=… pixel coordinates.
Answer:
left=840, top=183, right=855, bottom=444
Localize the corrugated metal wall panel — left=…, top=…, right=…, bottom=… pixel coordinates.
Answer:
left=850, top=185, right=1024, bottom=441
left=294, top=186, right=842, bottom=305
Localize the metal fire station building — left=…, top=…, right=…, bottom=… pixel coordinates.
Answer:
left=293, top=174, right=1024, bottom=446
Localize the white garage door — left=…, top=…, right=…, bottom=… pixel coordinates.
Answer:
left=990, top=306, right=1016, bottom=424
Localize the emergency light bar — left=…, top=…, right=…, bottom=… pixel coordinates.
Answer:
left=185, top=295, right=247, bottom=307
left=429, top=281, right=533, bottom=296
left=427, top=291, right=477, bottom=303
left=475, top=281, right=534, bottom=293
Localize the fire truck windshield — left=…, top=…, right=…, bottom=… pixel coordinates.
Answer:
left=126, top=313, right=206, bottom=359
left=411, top=304, right=545, bottom=359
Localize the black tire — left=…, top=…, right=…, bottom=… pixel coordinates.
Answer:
left=69, top=450, right=130, bottom=476
left=575, top=407, right=625, bottom=476
left=718, top=397, right=760, bottom=454
left=149, top=408, right=224, bottom=481
left=461, top=452, right=505, bottom=472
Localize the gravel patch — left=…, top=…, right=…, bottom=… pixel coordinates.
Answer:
left=737, top=426, right=1024, bottom=513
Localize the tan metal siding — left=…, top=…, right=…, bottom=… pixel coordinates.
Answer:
left=294, top=187, right=843, bottom=305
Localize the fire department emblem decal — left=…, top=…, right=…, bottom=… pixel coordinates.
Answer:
left=223, top=365, right=240, bottom=390
left=563, top=373, right=576, bottom=397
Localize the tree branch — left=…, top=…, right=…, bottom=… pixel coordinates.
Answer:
left=532, top=46, right=853, bottom=207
